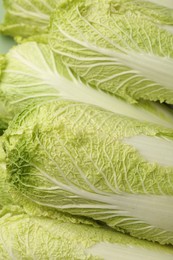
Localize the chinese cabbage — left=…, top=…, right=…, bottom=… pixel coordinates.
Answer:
left=49, top=0, right=173, bottom=104
left=4, top=100, right=173, bottom=245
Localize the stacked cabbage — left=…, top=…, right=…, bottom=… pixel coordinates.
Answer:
left=0, top=0, right=173, bottom=259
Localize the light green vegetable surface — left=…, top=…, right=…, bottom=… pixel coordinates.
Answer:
left=3, top=99, right=173, bottom=246
left=0, top=0, right=173, bottom=259
left=49, top=0, right=173, bottom=104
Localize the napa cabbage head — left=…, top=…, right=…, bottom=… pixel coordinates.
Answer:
left=4, top=99, right=173, bottom=245
left=0, top=0, right=59, bottom=38
left=49, top=0, right=173, bottom=104
left=1, top=42, right=173, bottom=131
left=0, top=207, right=173, bottom=260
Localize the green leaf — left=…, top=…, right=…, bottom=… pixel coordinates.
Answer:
left=49, top=0, right=173, bottom=104
left=4, top=100, right=173, bottom=245
left=141, top=0, right=173, bottom=9
left=117, top=0, right=173, bottom=26
left=0, top=207, right=173, bottom=259
left=0, top=0, right=59, bottom=38
left=0, top=55, right=5, bottom=76
left=0, top=54, right=11, bottom=133
left=1, top=42, right=173, bottom=129
left=0, top=137, right=13, bottom=207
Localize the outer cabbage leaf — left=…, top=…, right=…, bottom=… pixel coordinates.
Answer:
left=118, top=0, right=173, bottom=26
left=1, top=42, right=173, bottom=130
left=0, top=55, right=10, bottom=133
left=15, top=33, right=49, bottom=45
left=49, top=0, right=173, bottom=104
left=0, top=136, right=99, bottom=226
left=4, top=100, right=173, bottom=245
left=141, top=0, right=173, bottom=9
left=0, top=55, right=12, bottom=134
left=0, top=101, right=11, bottom=135
left=0, top=208, right=173, bottom=260
left=0, top=0, right=59, bottom=38
left=0, top=137, right=13, bottom=207
left=122, top=0, right=173, bottom=34
left=0, top=55, right=5, bottom=77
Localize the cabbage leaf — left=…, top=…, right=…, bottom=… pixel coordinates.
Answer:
left=141, top=0, right=173, bottom=9
left=0, top=137, right=13, bottom=206
left=49, top=0, right=173, bottom=104
left=1, top=42, right=173, bottom=129
left=117, top=0, right=173, bottom=26
left=0, top=56, right=9, bottom=134
left=4, top=99, right=173, bottom=245
left=0, top=208, right=173, bottom=260
left=0, top=55, right=5, bottom=77
left=0, top=0, right=59, bottom=38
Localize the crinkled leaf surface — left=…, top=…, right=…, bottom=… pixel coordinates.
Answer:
left=0, top=56, right=9, bottom=133
left=0, top=55, right=5, bottom=76
left=141, top=0, right=173, bottom=10
left=49, top=0, right=173, bottom=104
left=1, top=42, right=173, bottom=129
left=117, top=0, right=173, bottom=26
left=4, top=100, right=173, bottom=245
left=0, top=137, right=13, bottom=206
left=0, top=55, right=10, bottom=133
left=0, top=0, right=59, bottom=37
left=122, top=0, right=173, bottom=34
left=0, top=208, right=173, bottom=260
left=0, top=102, right=11, bottom=135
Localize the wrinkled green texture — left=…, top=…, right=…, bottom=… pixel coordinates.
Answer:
left=0, top=56, right=10, bottom=134
left=0, top=137, right=13, bottom=206
left=1, top=42, right=173, bottom=130
left=116, top=0, right=173, bottom=26
left=4, top=100, right=173, bottom=245
left=0, top=104, right=11, bottom=135
left=0, top=0, right=59, bottom=38
left=0, top=207, right=173, bottom=260
left=0, top=56, right=7, bottom=133
left=1, top=0, right=173, bottom=256
left=49, top=0, right=173, bottom=104
left=140, top=0, right=173, bottom=10
left=0, top=55, right=5, bottom=76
